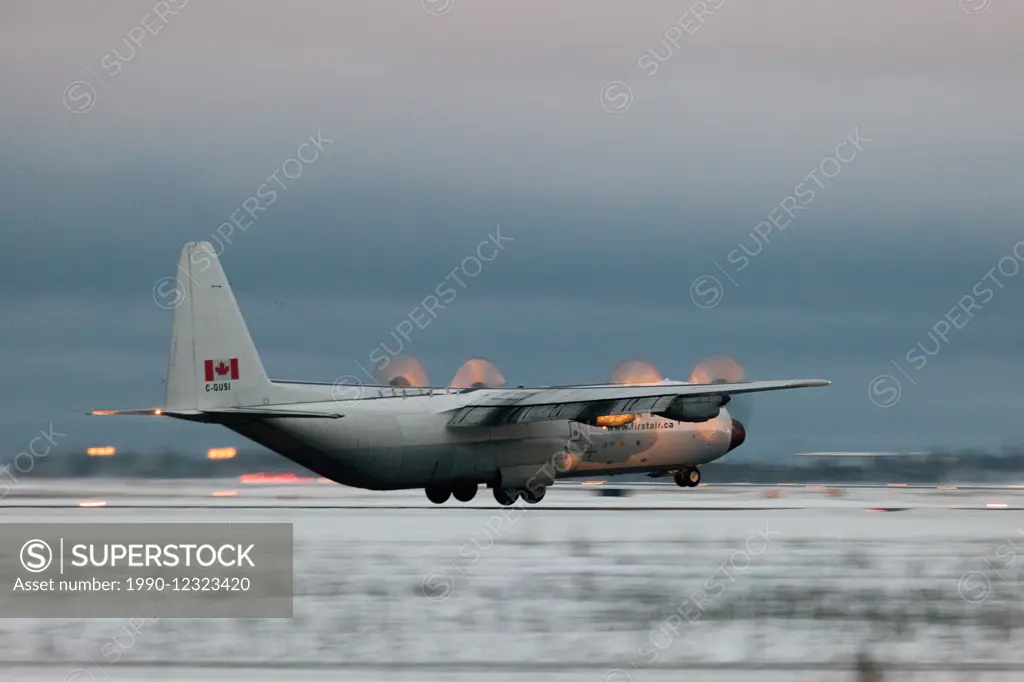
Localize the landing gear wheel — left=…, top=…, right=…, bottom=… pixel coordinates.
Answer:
left=674, top=468, right=701, bottom=488
left=524, top=487, right=547, bottom=504
left=453, top=483, right=478, bottom=502
left=493, top=487, right=519, bottom=506
left=425, top=486, right=451, bottom=504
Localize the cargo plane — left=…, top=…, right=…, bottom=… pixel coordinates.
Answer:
left=93, top=242, right=829, bottom=505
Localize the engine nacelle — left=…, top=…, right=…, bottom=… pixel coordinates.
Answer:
left=656, top=394, right=727, bottom=422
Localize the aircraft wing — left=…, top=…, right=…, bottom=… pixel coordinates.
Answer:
left=448, top=379, right=828, bottom=426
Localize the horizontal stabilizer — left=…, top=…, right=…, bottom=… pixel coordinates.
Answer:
left=90, top=407, right=342, bottom=419
left=90, top=408, right=174, bottom=416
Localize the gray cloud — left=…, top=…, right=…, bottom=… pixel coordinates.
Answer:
left=2, top=0, right=1022, bottom=458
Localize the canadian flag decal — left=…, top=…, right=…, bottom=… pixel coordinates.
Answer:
left=205, top=358, right=239, bottom=382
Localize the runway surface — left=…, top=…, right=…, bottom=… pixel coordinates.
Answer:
left=12, top=663, right=1024, bottom=682
left=2, top=479, right=1023, bottom=680
left=5, top=477, right=1024, bottom=510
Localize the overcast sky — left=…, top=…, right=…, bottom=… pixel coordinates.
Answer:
left=2, top=0, right=1023, bottom=462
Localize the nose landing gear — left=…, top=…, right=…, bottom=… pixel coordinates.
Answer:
left=673, top=467, right=701, bottom=488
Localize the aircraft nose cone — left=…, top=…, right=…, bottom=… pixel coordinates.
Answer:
left=728, top=419, right=746, bottom=451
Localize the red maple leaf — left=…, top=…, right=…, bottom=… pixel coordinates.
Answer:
left=215, top=361, right=231, bottom=377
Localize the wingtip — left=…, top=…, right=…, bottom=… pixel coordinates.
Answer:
left=792, top=379, right=831, bottom=388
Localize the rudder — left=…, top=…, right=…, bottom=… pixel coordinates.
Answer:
left=164, top=242, right=272, bottom=409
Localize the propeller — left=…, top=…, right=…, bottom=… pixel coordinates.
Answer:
left=688, top=354, right=745, bottom=385
left=610, top=360, right=663, bottom=385
left=689, top=354, right=753, bottom=440
left=376, top=355, right=430, bottom=387
left=450, top=358, right=506, bottom=389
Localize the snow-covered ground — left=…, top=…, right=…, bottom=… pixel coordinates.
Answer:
left=2, top=481, right=1023, bottom=681
left=5, top=664, right=1023, bottom=682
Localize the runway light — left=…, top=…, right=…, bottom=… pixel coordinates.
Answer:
left=79, top=500, right=106, bottom=508
left=937, top=485, right=957, bottom=490
left=240, top=472, right=315, bottom=484
left=987, top=503, right=1008, bottom=509
left=207, top=447, right=237, bottom=460
left=211, top=490, right=238, bottom=497
left=86, top=446, right=116, bottom=457
left=887, top=483, right=908, bottom=487
left=582, top=480, right=605, bottom=485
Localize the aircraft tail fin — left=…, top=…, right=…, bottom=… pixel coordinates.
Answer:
left=163, top=242, right=272, bottom=410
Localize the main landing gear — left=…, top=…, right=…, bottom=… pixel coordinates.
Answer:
left=425, top=483, right=479, bottom=504
left=425, top=485, right=451, bottom=504
left=492, top=486, right=545, bottom=506
left=674, top=467, right=701, bottom=488
left=425, top=483, right=548, bottom=505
